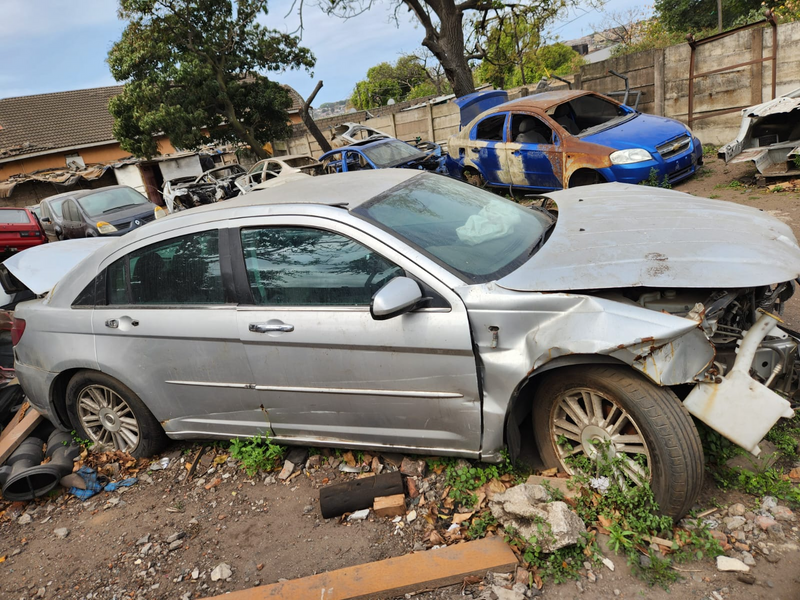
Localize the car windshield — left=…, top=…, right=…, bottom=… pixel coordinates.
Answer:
left=0, top=209, right=30, bottom=224
left=77, top=188, right=150, bottom=218
left=361, top=140, right=425, bottom=168
left=354, top=174, right=554, bottom=282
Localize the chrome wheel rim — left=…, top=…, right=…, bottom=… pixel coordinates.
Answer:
left=551, top=388, right=651, bottom=487
left=77, top=385, right=140, bottom=452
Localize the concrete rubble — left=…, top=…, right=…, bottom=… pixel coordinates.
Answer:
left=488, top=483, right=586, bottom=552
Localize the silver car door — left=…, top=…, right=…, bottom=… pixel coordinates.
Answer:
left=232, top=215, right=482, bottom=456
left=91, top=226, right=266, bottom=440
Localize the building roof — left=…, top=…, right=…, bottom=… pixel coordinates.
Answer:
left=0, top=86, right=123, bottom=161
left=283, top=85, right=304, bottom=113
left=0, top=82, right=306, bottom=162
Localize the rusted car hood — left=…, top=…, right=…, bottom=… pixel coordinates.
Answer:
left=498, top=183, right=800, bottom=291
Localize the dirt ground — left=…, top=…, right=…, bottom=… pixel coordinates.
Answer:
left=1, top=154, right=800, bottom=600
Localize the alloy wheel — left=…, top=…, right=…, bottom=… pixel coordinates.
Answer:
left=550, top=387, right=651, bottom=488
left=76, top=384, right=140, bottom=452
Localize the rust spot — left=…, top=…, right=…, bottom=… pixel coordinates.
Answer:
left=641, top=336, right=655, bottom=343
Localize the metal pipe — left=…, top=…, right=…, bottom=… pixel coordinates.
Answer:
left=732, top=310, right=781, bottom=376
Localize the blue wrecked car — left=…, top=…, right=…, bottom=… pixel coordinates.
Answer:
left=320, top=138, right=444, bottom=174
left=445, top=90, right=703, bottom=190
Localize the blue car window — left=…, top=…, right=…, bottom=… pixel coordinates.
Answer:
left=473, top=114, right=506, bottom=142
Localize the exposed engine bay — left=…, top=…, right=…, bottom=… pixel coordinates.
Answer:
left=623, top=283, right=799, bottom=402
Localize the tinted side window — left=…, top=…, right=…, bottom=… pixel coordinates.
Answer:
left=62, top=200, right=76, bottom=222
left=106, top=230, right=225, bottom=305
left=240, top=227, right=403, bottom=306
left=474, top=114, right=507, bottom=142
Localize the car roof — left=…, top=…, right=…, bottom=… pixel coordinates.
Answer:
left=487, top=90, right=599, bottom=114
left=117, top=170, right=421, bottom=243
left=42, top=185, right=135, bottom=203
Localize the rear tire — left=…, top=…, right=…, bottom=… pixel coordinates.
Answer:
left=532, top=365, right=703, bottom=520
left=66, top=371, right=167, bottom=458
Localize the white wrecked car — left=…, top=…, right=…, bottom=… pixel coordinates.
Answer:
left=4, top=171, right=798, bottom=520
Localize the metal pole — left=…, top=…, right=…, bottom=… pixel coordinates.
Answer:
left=717, top=0, right=723, bottom=33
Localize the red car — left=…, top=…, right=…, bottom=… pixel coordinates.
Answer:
left=0, top=208, right=46, bottom=255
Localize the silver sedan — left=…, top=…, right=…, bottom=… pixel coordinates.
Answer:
left=9, top=170, right=800, bottom=519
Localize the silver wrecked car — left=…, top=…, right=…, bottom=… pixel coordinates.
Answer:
left=7, top=170, right=799, bottom=519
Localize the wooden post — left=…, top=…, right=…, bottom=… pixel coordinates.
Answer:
left=654, top=49, right=666, bottom=116
left=389, top=112, right=397, bottom=138
left=751, top=28, right=763, bottom=106
left=426, top=103, right=435, bottom=142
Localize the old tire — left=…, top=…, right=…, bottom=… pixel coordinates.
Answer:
left=66, top=370, right=168, bottom=458
left=532, top=365, right=703, bottom=520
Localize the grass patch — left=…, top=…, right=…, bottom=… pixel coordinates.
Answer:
left=228, top=434, right=286, bottom=476
left=702, top=144, right=718, bottom=157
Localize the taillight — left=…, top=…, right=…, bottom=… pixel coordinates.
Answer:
left=11, top=317, right=25, bottom=346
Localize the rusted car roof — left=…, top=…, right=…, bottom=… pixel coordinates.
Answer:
left=484, top=90, right=595, bottom=114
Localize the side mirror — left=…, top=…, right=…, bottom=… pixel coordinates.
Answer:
left=370, top=277, right=423, bottom=321
left=40, top=217, right=51, bottom=224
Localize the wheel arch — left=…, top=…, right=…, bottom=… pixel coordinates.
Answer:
left=567, top=168, right=607, bottom=188
left=50, top=368, right=85, bottom=429
left=503, top=354, right=628, bottom=461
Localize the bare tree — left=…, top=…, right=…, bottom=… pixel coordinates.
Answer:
left=591, top=6, right=652, bottom=47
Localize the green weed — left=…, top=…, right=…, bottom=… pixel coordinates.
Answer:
left=702, top=144, right=718, bottom=157
left=640, top=168, right=671, bottom=189
left=228, top=434, right=286, bottom=477
left=69, top=430, right=93, bottom=450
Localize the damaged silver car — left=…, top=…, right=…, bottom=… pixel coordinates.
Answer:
left=718, top=87, right=800, bottom=176
left=7, top=171, right=799, bottom=519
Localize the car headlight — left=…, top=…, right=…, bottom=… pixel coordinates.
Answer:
left=609, top=148, right=653, bottom=165
left=96, top=221, right=118, bottom=234
left=154, top=206, right=166, bottom=219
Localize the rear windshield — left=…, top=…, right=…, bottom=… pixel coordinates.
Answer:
left=77, top=188, right=150, bottom=218
left=0, top=210, right=30, bottom=224
left=362, top=140, right=424, bottom=168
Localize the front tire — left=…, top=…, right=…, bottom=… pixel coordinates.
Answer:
left=66, top=371, right=167, bottom=458
left=532, top=366, right=703, bottom=520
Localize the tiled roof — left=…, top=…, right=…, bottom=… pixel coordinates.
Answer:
left=283, top=85, right=304, bottom=113
left=0, top=82, right=305, bottom=160
left=0, top=86, right=123, bottom=160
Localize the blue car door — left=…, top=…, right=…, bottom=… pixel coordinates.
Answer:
left=466, top=113, right=509, bottom=185
left=506, top=113, right=563, bottom=190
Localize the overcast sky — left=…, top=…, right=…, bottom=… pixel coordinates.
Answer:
left=0, top=0, right=638, bottom=105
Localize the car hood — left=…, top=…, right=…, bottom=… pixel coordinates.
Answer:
left=99, top=204, right=156, bottom=226
left=497, top=183, right=800, bottom=292
left=581, top=113, right=689, bottom=151
left=1, top=238, right=112, bottom=295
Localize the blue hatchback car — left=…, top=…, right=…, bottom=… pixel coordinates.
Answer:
left=445, top=90, right=703, bottom=190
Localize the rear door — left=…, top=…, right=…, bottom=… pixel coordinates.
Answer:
left=466, top=113, right=510, bottom=185
left=506, top=113, right=563, bottom=190
left=231, top=215, right=482, bottom=455
left=60, top=199, right=81, bottom=239
left=91, top=227, right=261, bottom=439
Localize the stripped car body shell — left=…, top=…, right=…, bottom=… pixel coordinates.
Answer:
left=718, top=88, right=800, bottom=177
left=446, top=90, right=702, bottom=190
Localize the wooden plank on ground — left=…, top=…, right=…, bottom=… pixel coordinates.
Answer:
left=0, top=403, right=43, bottom=464
left=201, top=536, right=517, bottom=600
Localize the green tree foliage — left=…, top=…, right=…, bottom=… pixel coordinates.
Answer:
left=325, top=0, right=591, bottom=98
left=350, top=55, right=428, bottom=110
left=654, top=0, right=770, bottom=32
left=108, top=0, right=315, bottom=159
left=476, top=41, right=583, bottom=90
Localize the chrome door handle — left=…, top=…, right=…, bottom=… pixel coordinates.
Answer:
left=249, top=323, right=294, bottom=333
left=105, top=319, right=119, bottom=329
